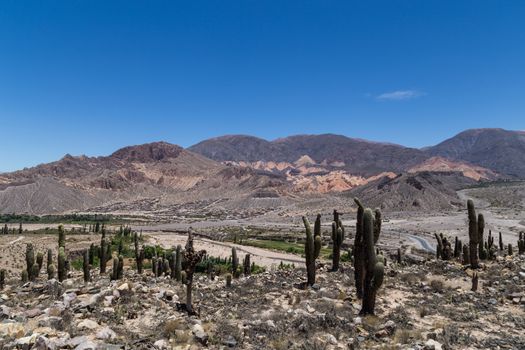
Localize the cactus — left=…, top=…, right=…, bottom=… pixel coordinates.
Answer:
left=0, top=269, right=5, bottom=290
left=25, top=243, right=35, bottom=278
left=354, top=198, right=365, bottom=298
left=100, top=228, right=107, bottom=274
left=89, top=244, right=95, bottom=266
left=183, top=230, right=206, bottom=314
left=58, top=225, right=65, bottom=249
left=462, top=244, right=470, bottom=265
left=36, top=252, right=44, bottom=271
left=135, top=247, right=144, bottom=274
left=21, top=270, right=28, bottom=283
left=243, top=254, right=251, bottom=276
left=47, top=249, right=53, bottom=270
left=360, top=208, right=384, bottom=315
left=396, top=248, right=402, bottom=264
left=226, top=273, right=232, bottom=287
left=163, top=258, right=170, bottom=277
left=434, top=233, right=452, bottom=260
left=134, top=232, right=144, bottom=274
left=302, top=215, right=322, bottom=286
left=231, top=247, right=239, bottom=277
left=478, top=213, right=487, bottom=260
left=331, top=211, right=344, bottom=272
left=47, top=264, right=56, bottom=280
left=175, top=245, right=182, bottom=281
left=181, top=271, right=187, bottom=284
left=471, top=272, right=478, bottom=292
left=499, top=231, right=504, bottom=251
left=30, top=264, right=39, bottom=281
left=467, top=200, right=480, bottom=268
left=83, top=250, right=91, bottom=283
left=58, top=247, right=66, bottom=282
left=152, top=256, right=157, bottom=276
left=508, top=243, right=513, bottom=256
left=518, top=232, right=525, bottom=255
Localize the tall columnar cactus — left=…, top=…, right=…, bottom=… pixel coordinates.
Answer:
left=35, top=251, right=43, bottom=271
left=83, top=250, right=91, bottom=283
left=47, top=249, right=53, bottom=270
left=231, top=247, right=239, bottom=277
left=100, top=235, right=107, bottom=274
left=499, top=232, right=504, bottom=251
left=354, top=198, right=365, bottom=299
left=58, top=247, right=66, bottom=282
left=0, top=269, right=5, bottom=290
left=434, top=233, right=452, bottom=260
left=518, top=232, right=525, bottom=255
left=226, top=273, right=232, bottom=287
left=89, top=244, right=95, bottom=266
left=30, top=263, right=39, bottom=281
left=331, top=211, right=344, bottom=272
left=467, top=200, right=480, bottom=269
left=21, top=270, right=28, bottom=283
left=462, top=244, right=470, bottom=265
left=175, top=245, right=182, bottom=281
left=360, top=208, right=384, bottom=316
left=243, top=254, right=251, bottom=276
left=373, top=209, right=382, bottom=244
left=111, top=256, right=124, bottom=280
left=58, top=225, right=66, bottom=249
left=136, top=248, right=144, bottom=274
left=478, top=213, right=487, bottom=260
left=302, top=215, right=322, bottom=286
left=47, top=264, right=56, bottom=280
left=508, top=243, right=513, bottom=256
left=183, top=230, right=206, bottom=314
left=25, top=244, right=35, bottom=278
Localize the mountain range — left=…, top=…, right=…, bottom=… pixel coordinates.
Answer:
left=1, top=128, right=523, bottom=214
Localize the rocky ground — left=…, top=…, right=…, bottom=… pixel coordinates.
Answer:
left=1, top=248, right=524, bottom=349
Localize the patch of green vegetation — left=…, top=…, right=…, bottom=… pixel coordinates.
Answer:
left=242, top=239, right=331, bottom=259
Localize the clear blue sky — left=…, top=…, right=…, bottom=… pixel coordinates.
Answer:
left=1, top=1, right=524, bottom=172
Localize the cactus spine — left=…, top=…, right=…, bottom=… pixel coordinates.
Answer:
left=467, top=200, right=480, bottom=269
left=360, top=208, right=384, bottom=316
left=302, top=214, right=321, bottom=286
left=331, top=211, right=344, bottom=272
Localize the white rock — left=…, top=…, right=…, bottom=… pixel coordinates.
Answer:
left=154, top=339, right=170, bottom=349
left=77, top=319, right=99, bottom=330
left=96, top=326, right=117, bottom=340
left=424, top=339, right=443, bottom=350
left=117, top=283, right=129, bottom=291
